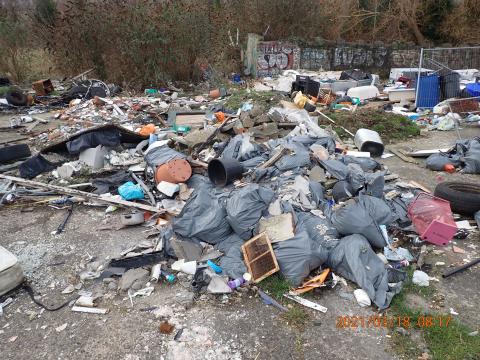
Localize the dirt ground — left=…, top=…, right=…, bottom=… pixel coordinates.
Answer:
left=0, top=117, right=479, bottom=360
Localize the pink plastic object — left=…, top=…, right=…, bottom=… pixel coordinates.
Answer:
left=407, top=193, right=457, bottom=246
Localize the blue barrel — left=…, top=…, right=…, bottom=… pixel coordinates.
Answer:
left=417, top=75, right=440, bottom=108
left=466, top=83, right=480, bottom=97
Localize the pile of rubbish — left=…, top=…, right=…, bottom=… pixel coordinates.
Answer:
left=254, top=67, right=480, bottom=135
left=0, top=71, right=479, bottom=316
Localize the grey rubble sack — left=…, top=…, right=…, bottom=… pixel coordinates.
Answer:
left=172, top=186, right=232, bottom=245
left=144, top=145, right=186, bottom=167
left=273, top=211, right=339, bottom=287
left=327, top=234, right=404, bottom=309
left=215, top=233, right=247, bottom=279
left=328, top=194, right=393, bottom=248
left=226, top=184, right=274, bottom=240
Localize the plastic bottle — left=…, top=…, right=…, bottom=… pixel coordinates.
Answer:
left=207, top=260, right=222, bottom=274
left=227, top=273, right=252, bottom=290
left=227, top=278, right=245, bottom=289
left=160, top=270, right=175, bottom=283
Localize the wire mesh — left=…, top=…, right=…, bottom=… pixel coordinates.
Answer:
left=415, top=47, right=480, bottom=110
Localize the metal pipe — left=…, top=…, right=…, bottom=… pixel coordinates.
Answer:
left=442, top=258, right=480, bottom=278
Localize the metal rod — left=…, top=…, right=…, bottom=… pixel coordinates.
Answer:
left=317, top=111, right=355, bottom=137
left=442, top=258, right=480, bottom=278
left=415, top=47, right=424, bottom=108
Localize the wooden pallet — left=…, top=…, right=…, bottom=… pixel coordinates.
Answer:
left=241, top=232, right=279, bottom=283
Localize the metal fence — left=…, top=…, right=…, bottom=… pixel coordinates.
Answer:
left=415, top=47, right=480, bottom=110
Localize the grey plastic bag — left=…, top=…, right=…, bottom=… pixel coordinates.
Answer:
left=275, top=143, right=311, bottom=171
left=226, top=184, right=275, bottom=239
left=215, top=233, right=247, bottom=279
left=329, top=194, right=393, bottom=248
left=339, top=155, right=380, bottom=172
left=221, top=134, right=262, bottom=161
left=273, top=212, right=339, bottom=286
left=173, top=188, right=232, bottom=244
left=327, top=234, right=403, bottom=309
left=145, top=145, right=186, bottom=167
left=426, top=153, right=461, bottom=171
left=463, top=149, right=480, bottom=174
left=347, top=163, right=365, bottom=192
left=320, top=159, right=349, bottom=180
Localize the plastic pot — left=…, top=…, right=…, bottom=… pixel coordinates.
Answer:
left=155, top=158, right=192, bottom=184
left=209, top=88, right=221, bottom=99
left=208, top=158, right=243, bottom=186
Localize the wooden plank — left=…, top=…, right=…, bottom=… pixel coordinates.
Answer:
left=0, top=174, right=163, bottom=213
left=408, top=180, right=431, bottom=193
left=259, top=145, right=287, bottom=169
left=406, top=148, right=451, bottom=158
left=387, top=147, right=419, bottom=164
left=0, top=137, right=29, bottom=145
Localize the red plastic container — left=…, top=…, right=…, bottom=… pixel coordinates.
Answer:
left=407, top=193, right=457, bottom=246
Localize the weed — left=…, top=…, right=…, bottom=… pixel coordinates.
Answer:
left=223, top=90, right=281, bottom=110
left=0, top=86, right=10, bottom=97
left=281, top=305, right=310, bottom=330
left=294, top=334, right=305, bottom=359
left=392, top=332, right=422, bottom=359
left=389, top=266, right=480, bottom=360
left=326, top=109, right=420, bottom=142
left=259, top=273, right=291, bottom=299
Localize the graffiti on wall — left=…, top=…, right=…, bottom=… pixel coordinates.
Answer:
left=390, top=49, right=419, bottom=68
left=257, top=41, right=300, bottom=77
left=301, top=48, right=330, bottom=69
left=299, top=45, right=395, bottom=71
left=252, top=38, right=423, bottom=76
left=333, top=46, right=388, bottom=68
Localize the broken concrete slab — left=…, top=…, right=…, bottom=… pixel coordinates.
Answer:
left=258, top=213, right=295, bottom=243
left=251, top=122, right=279, bottom=137
left=118, top=268, right=149, bottom=291
left=309, top=165, right=326, bottom=183
left=184, top=128, right=216, bottom=148
left=170, top=237, right=203, bottom=261
left=157, top=181, right=180, bottom=197
left=79, top=145, right=108, bottom=169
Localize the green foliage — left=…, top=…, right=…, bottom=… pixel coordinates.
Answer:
left=327, top=110, right=420, bottom=142
left=259, top=273, right=292, bottom=299
left=0, top=86, right=11, bottom=97
left=281, top=305, right=310, bottom=330
left=33, top=0, right=57, bottom=27
left=389, top=266, right=480, bottom=360
left=421, top=0, right=453, bottom=42
left=0, top=10, right=32, bottom=81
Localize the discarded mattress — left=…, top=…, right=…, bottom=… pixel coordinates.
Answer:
left=0, top=246, right=24, bottom=296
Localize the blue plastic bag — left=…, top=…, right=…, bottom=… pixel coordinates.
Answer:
left=118, top=181, right=144, bottom=200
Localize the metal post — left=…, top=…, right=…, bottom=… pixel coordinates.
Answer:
left=415, top=48, right=424, bottom=108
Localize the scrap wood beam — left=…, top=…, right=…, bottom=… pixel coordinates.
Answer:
left=0, top=174, right=163, bottom=213
left=387, top=147, right=419, bottom=164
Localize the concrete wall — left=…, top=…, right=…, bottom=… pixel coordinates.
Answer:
left=299, top=45, right=420, bottom=75
left=256, top=40, right=421, bottom=76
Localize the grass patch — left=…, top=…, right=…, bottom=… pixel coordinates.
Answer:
left=0, top=86, right=10, bottom=97
left=223, top=89, right=282, bottom=110
left=258, top=273, right=292, bottom=299
left=388, top=266, right=480, bottom=360
left=281, top=305, right=310, bottom=330
left=392, top=332, right=422, bottom=359
left=326, top=109, right=420, bottom=142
